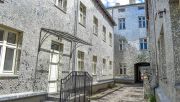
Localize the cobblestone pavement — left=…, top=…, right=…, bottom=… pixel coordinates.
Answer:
left=91, top=84, right=145, bottom=102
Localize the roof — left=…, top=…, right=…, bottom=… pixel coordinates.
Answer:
left=94, top=0, right=116, bottom=26
left=41, top=28, right=92, bottom=46
left=106, top=3, right=145, bottom=9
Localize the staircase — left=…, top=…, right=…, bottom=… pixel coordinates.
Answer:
left=44, top=71, right=93, bottom=102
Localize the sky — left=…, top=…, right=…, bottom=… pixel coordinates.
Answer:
left=101, top=0, right=144, bottom=7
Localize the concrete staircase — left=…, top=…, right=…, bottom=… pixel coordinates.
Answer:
left=43, top=93, right=60, bottom=102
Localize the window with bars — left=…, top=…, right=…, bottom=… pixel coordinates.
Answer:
left=78, top=51, right=84, bottom=71
left=138, top=16, right=146, bottom=28
left=140, top=38, right=147, bottom=50
left=103, top=26, right=106, bottom=42
left=93, top=16, right=98, bottom=35
left=79, top=2, right=86, bottom=26
left=119, top=18, right=126, bottom=30
left=92, top=56, right=97, bottom=75
left=0, top=27, right=22, bottom=75
left=55, top=0, right=67, bottom=11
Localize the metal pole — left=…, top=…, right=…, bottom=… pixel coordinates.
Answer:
left=84, top=72, right=86, bottom=102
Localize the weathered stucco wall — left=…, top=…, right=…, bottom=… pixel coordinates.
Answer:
left=0, top=0, right=114, bottom=95
left=107, top=3, right=149, bottom=82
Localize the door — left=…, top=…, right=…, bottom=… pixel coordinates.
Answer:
left=48, top=42, right=63, bottom=93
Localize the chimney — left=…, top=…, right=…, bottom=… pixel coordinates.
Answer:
left=115, top=3, right=120, bottom=6
left=129, top=0, right=136, bottom=4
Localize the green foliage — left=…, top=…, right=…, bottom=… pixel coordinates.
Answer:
left=148, top=94, right=156, bottom=102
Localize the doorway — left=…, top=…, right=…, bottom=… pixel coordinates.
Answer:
left=134, top=62, right=150, bottom=83
left=48, top=42, right=63, bottom=93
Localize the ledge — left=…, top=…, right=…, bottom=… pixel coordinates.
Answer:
left=0, top=74, right=18, bottom=79
left=93, top=79, right=114, bottom=86
left=0, top=91, right=47, bottom=101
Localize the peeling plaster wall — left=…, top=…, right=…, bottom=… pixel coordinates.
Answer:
left=148, top=0, right=180, bottom=101
left=0, top=0, right=114, bottom=95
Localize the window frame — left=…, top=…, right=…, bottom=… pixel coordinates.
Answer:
left=0, top=27, right=21, bottom=75
left=77, top=51, right=84, bottom=71
left=102, top=58, right=106, bottom=75
left=118, top=8, right=125, bottom=13
left=118, top=18, right=126, bottom=30
left=79, top=2, right=86, bottom=26
left=139, top=38, right=148, bottom=50
left=93, top=16, right=98, bottom=35
left=109, top=32, right=112, bottom=46
left=92, top=56, right=97, bottom=75
left=138, top=16, right=146, bottom=28
left=103, top=26, right=106, bottom=42
left=55, top=0, right=67, bottom=12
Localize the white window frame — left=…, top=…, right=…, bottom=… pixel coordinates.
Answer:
left=119, top=18, right=126, bottom=30
left=79, top=2, right=86, bottom=26
left=119, top=40, right=124, bottom=51
left=139, top=16, right=146, bottom=28
left=55, top=0, right=67, bottom=11
left=140, top=38, right=148, bottom=50
left=0, top=27, right=21, bottom=75
left=77, top=51, right=84, bottom=71
left=92, top=56, right=97, bottom=75
left=103, top=26, right=106, bottom=42
left=93, top=16, right=98, bottom=35
left=119, top=63, right=126, bottom=75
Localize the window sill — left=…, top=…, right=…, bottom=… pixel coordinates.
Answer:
left=54, top=5, right=66, bottom=14
left=79, top=22, right=86, bottom=28
left=0, top=74, right=18, bottom=79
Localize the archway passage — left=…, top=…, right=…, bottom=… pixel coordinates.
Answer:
left=134, top=62, right=150, bottom=83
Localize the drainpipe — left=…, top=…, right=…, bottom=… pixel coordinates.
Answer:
left=151, top=0, right=159, bottom=94
left=72, top=0, right=79, bottom=71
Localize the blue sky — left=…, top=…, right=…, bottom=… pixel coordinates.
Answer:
left=101, top=0, right=144, bottom=7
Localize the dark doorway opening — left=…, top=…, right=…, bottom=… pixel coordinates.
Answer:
left=134, top=62, right=150, bottom=83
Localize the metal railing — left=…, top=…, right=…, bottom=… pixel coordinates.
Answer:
left=60, top=71, right=93, bottom=102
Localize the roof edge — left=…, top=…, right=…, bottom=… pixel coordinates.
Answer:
left=106, top=3, right=145, bottom=9
left=94, top=0, right=116, bottom=26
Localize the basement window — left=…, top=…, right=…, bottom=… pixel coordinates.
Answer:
left=0, top=27, right=22, bottom=75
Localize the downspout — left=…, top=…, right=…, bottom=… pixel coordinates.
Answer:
left=72, top=0, right=79, bottom=71
left=151, top=0, right=159, bottom=94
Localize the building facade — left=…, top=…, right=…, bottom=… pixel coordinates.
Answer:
left=107, top=3, right=149, bottom=83
left=0, top=0, right=115, bottom=99
left=146, top=0, right=180, bottom=101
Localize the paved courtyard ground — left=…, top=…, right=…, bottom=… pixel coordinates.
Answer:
left=91, top=84, right=145, bottom=102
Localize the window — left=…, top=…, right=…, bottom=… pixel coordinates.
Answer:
left=79, top=2, right=86, bottom=26
left=118, top=8, right=125, bottom=12
left=140, top=38, right=148, bottom=50
left=0, top=27, right=22, bottom=74
left=92, top=56, right=97, bottom=75
left=103, top=26, right=106, bottom=42
left=138, top=6, right=145, bottom=10
left=119, top=63, right=126, bottom=75
left=102, top=59, right=106, bottom=74
left=119, top=40, right=125, bottom=51
left=93, top=16, right=98, bottom=35
left=139, top=16, right=146, bottom=28
left=55, top=0, right=67, bottom=11
left=119, top=18, right=126, bottom=30
left=78, top=51, right=84, bottom=71
left=109, top=33, right=112, bottom=46
left=109, top=61, right=112, bottom=69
